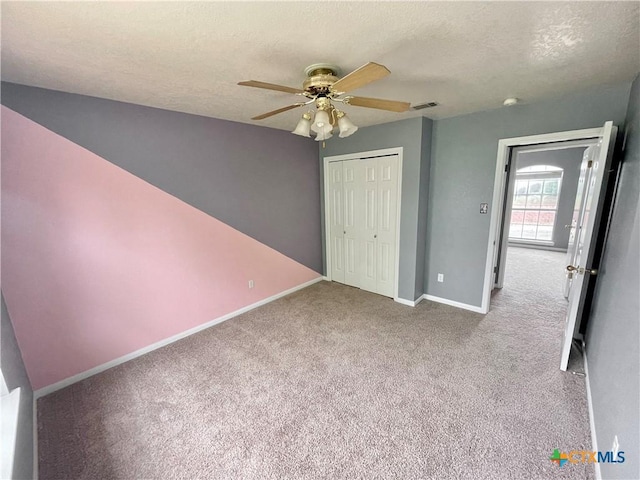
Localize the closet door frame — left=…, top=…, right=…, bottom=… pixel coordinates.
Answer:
left=323, top=147, right=403, bottom=302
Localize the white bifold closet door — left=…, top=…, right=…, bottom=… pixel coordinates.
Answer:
left=327, top=154, right=399, bottom=297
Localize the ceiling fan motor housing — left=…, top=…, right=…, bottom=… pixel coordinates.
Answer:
left=303, top=63, right=341, bottom=96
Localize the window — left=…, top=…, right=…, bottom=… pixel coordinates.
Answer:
left=509, top=165, right=563, bottom=243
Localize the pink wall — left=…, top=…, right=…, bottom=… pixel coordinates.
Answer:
left=1, top=106, right=319, bottom=390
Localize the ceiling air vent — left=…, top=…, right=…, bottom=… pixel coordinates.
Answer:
left=412, top=102, right=439, bottom=110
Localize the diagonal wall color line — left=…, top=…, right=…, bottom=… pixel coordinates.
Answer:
left=1, top=106, right=320, bottom=390
left=0, top=82, right=322, bottom=272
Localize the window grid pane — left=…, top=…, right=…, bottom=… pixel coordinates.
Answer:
left=509, top=167, right=563, bottom=242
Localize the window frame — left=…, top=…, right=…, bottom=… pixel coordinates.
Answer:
left=508, top=167, right=564, bottom=245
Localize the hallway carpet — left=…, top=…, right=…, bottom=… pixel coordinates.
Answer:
left=38, top=248, right=592, bottom=479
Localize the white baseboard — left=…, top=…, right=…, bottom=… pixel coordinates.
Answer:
left=583, top=341, right=601, bottom=480
left=508, top=242, right=567, bottom=253
left=422, top=294, right=485, bottom=313
left=394, top=296, right=424, bottom=307
left=34, top=276, right=324, bottom=399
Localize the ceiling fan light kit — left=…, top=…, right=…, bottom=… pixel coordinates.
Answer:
left=336, top=110, right=358, bottom=138
left=238, top=62, right=410, bottom=140
left=315, top=129, right=333, bottom=142
left=311, top=106, right=332, bottom=134
left=291, top=112, right=313, bottom=137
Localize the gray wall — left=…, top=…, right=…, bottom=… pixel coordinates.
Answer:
left=415, top=119, right=433, bottom=296
left=320, top=117, right=432, bottom=301
left=585, top=75, right=639, bottom=480
left=425, top=82, right=632, bottom=307
left=1, top=293, right=34, bottom=480
left=511, top=147, right=587, bottom=250
left=1, top=82, right=322, bottom=272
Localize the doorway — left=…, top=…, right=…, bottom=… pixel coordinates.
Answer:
left=483, top=122, right=618, bottom=370
left=496, top=141, right=598, bottom=301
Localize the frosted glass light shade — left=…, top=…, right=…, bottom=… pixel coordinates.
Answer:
left=315, top=130, right=333, bottom=141
left=338, top=114, right=358, bottom=138
left=291, top=116, right=311, bottom=137
left=311, top=110, right=332, bottom=134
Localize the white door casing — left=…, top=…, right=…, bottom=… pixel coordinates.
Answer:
left=328, top=161, right=345, bottom=284
left=560, top=123, right=617, bottom=370
left=324, top=148, right=402, bottom=300
left=484, top=126, right=605, bottom=315
left=493, top=139, right=599, bottom=290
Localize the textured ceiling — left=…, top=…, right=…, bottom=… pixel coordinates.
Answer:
left=2, top=2, right=639, bottom=131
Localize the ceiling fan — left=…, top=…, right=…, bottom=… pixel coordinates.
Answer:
left=238, top=62, right=411, bottom=140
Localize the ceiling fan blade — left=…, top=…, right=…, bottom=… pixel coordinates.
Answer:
left=330, top=62, right=390, bottom=94
left=346, top=96, right=411, bottom=112
left=238, top=80, right=304, bottom=95
left=251, top=104, right=303, bottom=120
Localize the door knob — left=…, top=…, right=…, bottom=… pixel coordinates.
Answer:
left=566, top=265, right=598, bottom=276
left=374, top=234, right=377, bottom=239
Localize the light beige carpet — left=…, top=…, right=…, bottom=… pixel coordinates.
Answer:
left=38, top=247, right=592, bottom=479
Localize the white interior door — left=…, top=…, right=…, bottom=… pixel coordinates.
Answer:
left=328, top=161, right=345, bottom=284
left=560, top=122, right=617, bottom=371
left=563, top=146, right=595, bottom=298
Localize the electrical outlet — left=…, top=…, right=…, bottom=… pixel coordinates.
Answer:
left=248, top=280, right=254, bottom=289
left=437, top=273, right=444, bottom=283
left=612, top=435, right=620, bottom=456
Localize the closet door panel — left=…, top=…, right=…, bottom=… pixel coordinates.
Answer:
left=360, top=161, right=378, bottom=293
left=376, top=155, right=399, bottom=297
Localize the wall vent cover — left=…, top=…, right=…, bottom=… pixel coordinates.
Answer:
left=412, top=102, right=439, bottom=110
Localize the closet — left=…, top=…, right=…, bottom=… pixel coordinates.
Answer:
left=327, top=153, right=400, bottom=297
